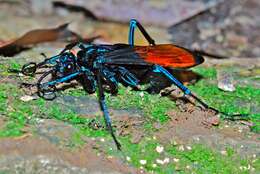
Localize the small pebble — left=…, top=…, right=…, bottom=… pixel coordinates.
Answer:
left=186, top=146, right=192, bottom=150
left=140, top=160, right=147, bottom=165
left=164, top=158, right=170, bottom=164
left=18, top=73, right=24, bottom=77
left=126, top=156, right=131, bottom=161
left=152, top=164, right=157, bottom=168
left=178, top=145, right=185, bottom=151
left=220, top=150, right=227, bottom=155
left=20, top=95, right=36, bottom=102
left=173, top=158, right=179, bottom=162
left=171, top=140, right=178, bottom=145
left=195, top=137, right=200, bottom=141
left=156, top=159, right=164, bottom=165
left=217, top=70, right=236, bottom=92
left=156, top=145, right=164, bottom=153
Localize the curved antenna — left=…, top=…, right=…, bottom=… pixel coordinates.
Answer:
left=128, top=19, right=155, bottom=46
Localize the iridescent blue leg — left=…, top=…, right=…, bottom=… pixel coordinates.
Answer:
left=46, top=71, right=81, bottom=86
left=153, top=65, right=191, bottom=95
left=101, top=67, right=119, bottom=94
left=153, top=65, right=214, bottom=109
left=38, top=69, right=90, bottom=99
left=97, top=68, right=122, bottom=150
left=153, top=65, right=249, bottom=119
left=128, top=19, right=155, bottom=46
left=117, top=66, right=140, bottom=87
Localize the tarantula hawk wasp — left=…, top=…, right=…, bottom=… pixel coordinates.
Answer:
left=21, top=19, right=247, bottom=150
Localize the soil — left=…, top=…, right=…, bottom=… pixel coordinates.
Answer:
left=157, top=109, right=260, bottom=157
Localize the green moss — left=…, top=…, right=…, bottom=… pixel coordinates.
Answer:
left=166, top=144, right=254, bottom=174
left=189, top=67, right=260, bottom=132
left=8, top=59, right=22, bottom=70
left=64, top=88, right=89, bottom=97
left=0, top=85, right=8, bottom=113
left=107, top=87, right=175, bottom=123
left=192, top=67, right=217, bottom=79
left=44, top=104, right=108, bottom=138
left=0, top=121, right=24, bottom=137
left=0, top=84, right=32, bottom=137
left=105, top=137, right=258, bottom=174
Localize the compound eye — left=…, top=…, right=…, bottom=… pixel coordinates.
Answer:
left=67, top=63, right=74, bottom=70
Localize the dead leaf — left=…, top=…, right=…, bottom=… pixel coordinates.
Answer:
left=0, top=23, right=97, bottom=56
left=20, top=95, right=37, bottom=102
left=13, top=133, right=32, bottom=140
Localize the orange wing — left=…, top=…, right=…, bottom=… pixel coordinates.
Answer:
left=134, top=44, right=204, bottom=68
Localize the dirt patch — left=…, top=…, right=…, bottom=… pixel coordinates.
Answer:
left=0, top=117, right=5, bottom=129
left=0, top=136, right=141, bottom=174
left=156, top=109, right=260, bottom=157
left=113, top=115, right=145, bottom=144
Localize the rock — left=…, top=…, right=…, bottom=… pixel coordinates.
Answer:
left=30, top=0, right=53, bottom=15
left=0, top=155, right=89, bottom=174
left=50, top=95, right=101, bottom=116
left=0, top=137, right=137, bottom=174
left=50, top=95, right=143, bottom=118
left=35, top=119, right=76, bottom=147
left=57, top=0, right=223, bottom=27
left=217, top=70, right=236, bottom=92
left=226, top=32, right=248, bottom=48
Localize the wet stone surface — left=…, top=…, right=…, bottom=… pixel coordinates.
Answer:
left=50, top=95, right=144, bottom=118
left=35, top=119, right=76, bottom=147
left=0, top=137, right=139, bottom=174
left=0, top=155, right=89, bottom=174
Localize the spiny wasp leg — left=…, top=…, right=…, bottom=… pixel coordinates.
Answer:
left=152, top=65, right=249, bottom=119
left=21, top=62, right=37, bottom=76
left=37, top=70, right=57, bottom=100
left=97, top=68, right=122, bottom=150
